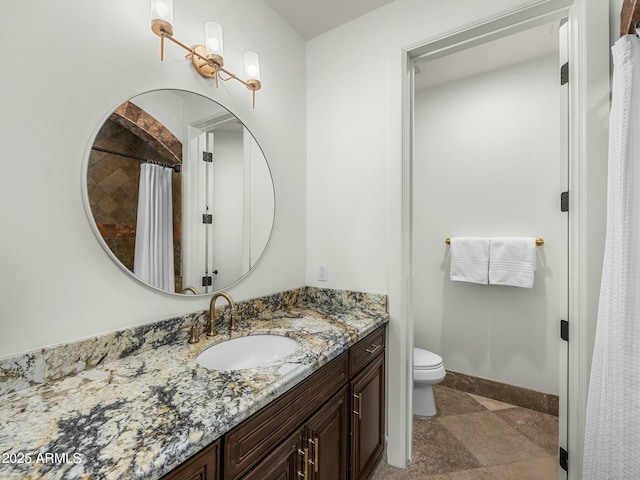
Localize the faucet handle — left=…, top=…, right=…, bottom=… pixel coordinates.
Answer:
left=188, top=324, right=201, bottom=343
left=180, top=321, right=203, bottom=343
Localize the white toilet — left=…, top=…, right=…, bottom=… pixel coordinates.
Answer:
left=413, top=347, right=446, bottom=417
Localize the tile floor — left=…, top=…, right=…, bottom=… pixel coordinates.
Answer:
left=371, top=385, right=559, bottom=480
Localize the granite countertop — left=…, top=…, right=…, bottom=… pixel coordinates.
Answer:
left=0, top=290, right=388, bottom=480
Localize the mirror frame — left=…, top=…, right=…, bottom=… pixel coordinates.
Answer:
left=81, top=89, right=276, bottom=296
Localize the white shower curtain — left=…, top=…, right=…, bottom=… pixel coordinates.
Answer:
left=134, top=163, right=175, bottom=292
left=583, top=35, right=640, bottom=479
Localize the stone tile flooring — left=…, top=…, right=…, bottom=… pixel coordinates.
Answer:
left=371, top=385, right=559, bottom=479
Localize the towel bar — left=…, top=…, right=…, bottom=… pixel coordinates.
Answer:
left=445, top=237, right=544, bottom=246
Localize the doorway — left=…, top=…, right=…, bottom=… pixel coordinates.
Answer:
left=403, top=13, right=569, bottom=480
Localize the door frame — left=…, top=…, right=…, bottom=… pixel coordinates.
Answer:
left=396, top=1, right=610, bottom=478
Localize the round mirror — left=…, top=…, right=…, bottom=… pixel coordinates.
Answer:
left=83, top=89, right=275, bottom=295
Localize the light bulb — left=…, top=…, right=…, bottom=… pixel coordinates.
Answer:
left=244, top=51, right=261, bottom=81
left=150, top=0, right=173, bottom=26
left=207, top=38, right=220, bottom=52
left=205, top=22, right=224, bottom=57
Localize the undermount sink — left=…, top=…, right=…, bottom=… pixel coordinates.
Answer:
left=196, top=335, right=300, bottom=371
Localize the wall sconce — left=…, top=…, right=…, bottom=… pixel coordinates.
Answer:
left=150, top=0, right=262, bottom=108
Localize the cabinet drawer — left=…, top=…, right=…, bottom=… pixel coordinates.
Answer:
left=224, top=352, right=349, bottom=480
left=349, top=325, right=386, bottom=378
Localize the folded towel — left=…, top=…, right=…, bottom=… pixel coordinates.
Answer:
left=449, top=237, right=490, bottom=285
left=488, top=237, right=537, bottom=288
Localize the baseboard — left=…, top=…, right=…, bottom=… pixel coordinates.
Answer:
left=441, top=370, right=559, bottom=416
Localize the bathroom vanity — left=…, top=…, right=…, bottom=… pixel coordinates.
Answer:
left=163, top=324, right=385, bottom=480
left=0, top=288, right=388, bottom=480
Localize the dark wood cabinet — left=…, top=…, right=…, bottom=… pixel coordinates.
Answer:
left=161, top=440, right=220, bottom=480
left=225, top=353, right=349, bottom=480
left=240, top=386, right=350, bottom=480
left=350, top=353, right=385, bottom=480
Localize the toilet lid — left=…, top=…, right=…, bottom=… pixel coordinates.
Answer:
left=414, top=347, right=443, bottom=370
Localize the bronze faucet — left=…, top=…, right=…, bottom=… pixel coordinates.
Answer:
left=208, top=292, right=236, bottom=336
left=181, top=286, right=200, bottom=295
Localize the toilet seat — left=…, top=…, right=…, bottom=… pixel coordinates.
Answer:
left=414, top=348, right=443, bottom=370
left=413, top=347, right=446, bottom=383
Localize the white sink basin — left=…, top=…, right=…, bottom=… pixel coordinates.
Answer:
left=196, top=335, right=300, bottom=371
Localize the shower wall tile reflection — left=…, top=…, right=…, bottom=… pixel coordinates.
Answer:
left=87, top=120, right=182, bottom=290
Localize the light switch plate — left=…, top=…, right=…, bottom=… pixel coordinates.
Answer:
left=318, top=263, right=327, bottom=281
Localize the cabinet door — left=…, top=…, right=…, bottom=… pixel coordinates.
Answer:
left=240, top=429, right=301, bottom=480
left=161, top=440, right=220, bottom=480
left=305, top=386, right=349, bottom=480
left=350, top=353, right=385, bottom=480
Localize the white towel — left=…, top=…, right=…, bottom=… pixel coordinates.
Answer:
left=488, top=237, right=537, bottom=288
left=449, top=237, right=490, bottom=285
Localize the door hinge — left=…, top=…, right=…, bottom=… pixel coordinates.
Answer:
left=560, top=191, right=569, bottom=212
left=201, top=271, right=218, bottom=286
left=559, top=447, right=568, bottom=472
left=560, top=62, right=569, bottom=85
left=202, top=214, right=213, bottom=224
left=560, top=320, right=569, bottom=342
left=203, top=151, right=213, bottom=162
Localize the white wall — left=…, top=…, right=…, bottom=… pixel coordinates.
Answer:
left=306, top=0, right=560, bottom=467
left=0, top=0, right=306, bottom=357
left=306, top=1, right=551, bottom=291
left=212, top=129, right=245, bottom=287
left=306, top=0, right=610, bottom=469
left=413, top=54, right=564, bottom=395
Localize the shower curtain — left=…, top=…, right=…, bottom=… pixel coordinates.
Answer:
left=583, top=35, right=640, bottom=478
left=134, top=163, right=175, bottom=292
